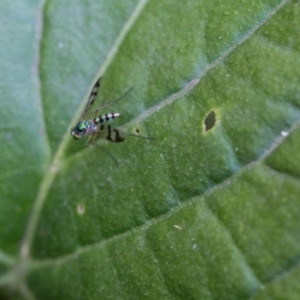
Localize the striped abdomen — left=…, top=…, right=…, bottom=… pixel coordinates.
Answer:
left=93, top=113, right=120, bottom=125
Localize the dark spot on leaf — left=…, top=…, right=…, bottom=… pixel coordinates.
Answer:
left=204, top=111, right=216, bottom=132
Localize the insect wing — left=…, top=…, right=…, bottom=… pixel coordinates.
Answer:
left=82, top=77, right=102, bottom=119
left=92, top=124, right=126, bottom=143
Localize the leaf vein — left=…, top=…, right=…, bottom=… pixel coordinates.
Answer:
left=29, top=116, right=300, bottom=267
left=125, top=0, right=291, bottom=128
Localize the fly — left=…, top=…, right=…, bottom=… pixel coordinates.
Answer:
left=70, top=77, right=153, bottom=163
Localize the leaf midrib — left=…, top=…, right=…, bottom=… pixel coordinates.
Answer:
left=19, top=0, right=151, bottom=262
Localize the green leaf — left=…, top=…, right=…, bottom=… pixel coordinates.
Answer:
left=1, top=0, right=300, bottom=299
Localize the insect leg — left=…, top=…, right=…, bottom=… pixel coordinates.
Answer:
left=85, top=135, right=93, bottom=146
left=124, top=132, right=155, bottom=141
left=91, top=142, right=119, bottom=166
left=85, top=135, right=119, bottom=166
left=93, top=87, right=133, bottom=118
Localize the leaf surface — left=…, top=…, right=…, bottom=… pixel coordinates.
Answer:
left=0, top=0, right=300, bottom=299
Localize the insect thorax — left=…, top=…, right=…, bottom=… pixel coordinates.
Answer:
left=76, top=121, right=90, bottom=132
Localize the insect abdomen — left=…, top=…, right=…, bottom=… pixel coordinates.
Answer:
left=94, top=113, right=120, bottom=124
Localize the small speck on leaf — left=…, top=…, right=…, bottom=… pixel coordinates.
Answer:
left=77, top=203, right=86, bottom=215
left=173, top=225, right=182, bottom=230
